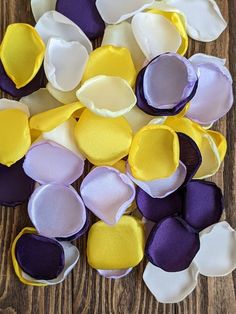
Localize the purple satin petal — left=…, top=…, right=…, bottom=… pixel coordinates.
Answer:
left=178, top=133, right=202, bottom=185
left=56, top=0, right=105, bottom=40
left=0, top=62, right=45, bottom=98
left=16, top=233, right=65, bottom=280
left=0, top=159, right=34, bottom=207
left=97, top=268, right=132, bottom=279
left=146, top=217, right=200, bottom=272
left=183, top=180, right=224, bottom=231
left=136, top=188, right=183, bottom=223
left=135, top=53, right=198, bottom=116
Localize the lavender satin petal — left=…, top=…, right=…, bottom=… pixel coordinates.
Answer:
left=97, top=268, right=133, bottom=279
left=136, top=188, right=183, bottom=223
left=56, top=0, right=105, bottom=40
left=0, top=159, right=34, bottom=207
left=146, top=217, right=200, bottom=272
left=178, top=133, right=202, bottom=185
left=0, top=62, right=45, bottom=98
left=16, top=233, right=65, bottom=280
left=183, top=180, right=224, bottom=231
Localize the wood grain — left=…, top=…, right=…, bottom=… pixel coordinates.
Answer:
left=0, top=0, right=235, bottom=313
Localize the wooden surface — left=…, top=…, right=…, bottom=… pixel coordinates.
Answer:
left=0, top=0, right=235, bottom=313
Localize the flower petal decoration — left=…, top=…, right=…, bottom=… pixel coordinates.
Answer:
left=82, top=45, right=136, bottom=87
left=136, top=53, right=198, bottom=116
left=31, top=0, right=57, bottom=21
left=47, top=82, right=78, bottom=104
left=44, top=37, right=89, bottom=92
left=81, top=166, right=135, bottom=225
left=0, top=109, right=31, bottom=166
left=194, top=222, right=236, bottom=276
left=124, top=106, right=156, bottom=134
left=186, top=54, right=233, bottom=125
left=74, top=109, right=132, bottom=166
left=87, top=216, right=144, bottom=269
left=146, top=217, right=200, bottom=272
left=128, top=124, right=180, bottom=181
left=56, top=0, right=105, bottom=40
left=0, top=98, right=30, bottom=116
left=143, top=262, right=199, bottom=303
left=0, top=23, right=45, bottom=88
left=35, top=11, right=92, bottom=52
left=28, top=184, right=87, bottom=238
left=96, top=0, right=154, bottom=24
left=77, top=75, right=136, bottom=118
left=15, top=232, right=65, bottom=280
left=164, top=0, right=227, bottom=42
left=23, top=141, right=84, bottom=185
left=207, top=129, right=227, bottom=162
left=97, top=268, right=132, bottom=279
left=0, top=158, right=34, bottom=207
left=102, top=22, right=145, bottom=71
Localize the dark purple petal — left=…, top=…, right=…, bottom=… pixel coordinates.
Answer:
left=0, top=159, right=34, bottom=207
left=178, top=133, right=202, bottom=185
left=146, top=217, right=200, bottom=272
left=16, top=233, right=65, bottom=280
left=183, top=180, right=224, bottom=231
left=56, top=0, right=105, bottom=40
left=136, top=188, right=183, bottom=223
left=0, top=62, right=45, bottom=98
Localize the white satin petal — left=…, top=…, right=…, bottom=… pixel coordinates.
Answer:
left=143, top=262, right=199, bottom=303
left=20, top=88, right=62, bottom=116
left=77, top=75, right=136, bottom=118
left=101, top=22, right=146, bottom=71
left=165, top=0, right=227, bottom=42
left=47, top=82, right=78, bottom=104
left=0, top=98, right=30, bottom=116
left=96, top=0, right=155, bottom=24
left=194, top=222, right=236, bottom=277
left=44, top=38, right=89, bottom=92
left=132, top=12, right=182, bottom=60
left=97, top=268, right=133, bottom=279
left=35, top=11, right=92, bottom=52
left=126, top=162, right=187, bottom=198
left=31, top=0, right=56, bottom=22
left=189, top=53, right=227, bottom=69
left=124, top=106, right=156, bottom=133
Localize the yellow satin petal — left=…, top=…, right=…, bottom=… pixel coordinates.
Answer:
left=82, top=45, right=137, bottom=87
left=31, top=129, right=41, bottom=143
left=74, top=109, right=132, bottom=166
left=30, top=102, right=84, bottom=132
left=148, top=9, right=188, bottom=56
left=175, top=103, right=190, bottom=118
left=113, top=160, right=127, bottom=173
left=0, top=24, right=45, bottom=88
left=87, top=216, right=144, bottom=270
left=11, top=227, right=47, bottom=287
left=207, top=130, right=227, bottom=162
left=128, top=125, right=180, bottom=181
left=0, top=109, right=31, bottom=166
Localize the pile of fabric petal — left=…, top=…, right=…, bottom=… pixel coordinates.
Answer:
left=0, top=0, right=235, bottom=303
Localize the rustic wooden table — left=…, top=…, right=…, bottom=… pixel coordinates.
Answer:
left=0, top=0, right=235, bottom=313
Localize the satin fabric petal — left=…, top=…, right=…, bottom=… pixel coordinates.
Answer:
left=124, top=106, right=156, bottom=134
left=31, top=0, right=57, bottom=21
left=46, top=82, right=78, bottom=104
left=97, top=268, right=132, bottom=279
left=0, top=98, right=30, bottom=116
left=207, top=130, right=227, bottom=162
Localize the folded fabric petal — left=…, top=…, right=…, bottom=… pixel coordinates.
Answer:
left=23, top=141, right=84, bottom=185
left=81, top=166, right=135, bottom=225
left=0, top=62, right=45, bottom=98
left=146, top=217, right=200, bottom=272
left=0, top=158, right=34, bottom=207
left=87, top=216, right=144, bottom=269
left=136, top=189, right=182, bottom=223
left=183, top=181, right=223, bottom=231
left=102, top=22, right=145, bottom=71
left=127, top=161, right=186, bottom=198
left=47, top=82, right=78, bottom=104
left=56, top=0, right=105, bottom=40
left=0, top=98, right=30, bottom=116
left=96, top=0, right=154, bottom=24
left=165, top=0, right=227, bottom=42
left=143, top=262, right=199, bottom=303
left=28, top=184, right=87, bottom=238
left=44, top=38, right=88, bottom=92
left=31, top=0, right=57, bottom=21
left=207, top=130, right=227, bottom=162
left=15, top=232, right=65, bottom=280
left=97, top=268, right=132, bottom=279
left=136, top=53, right=198, bottom=116
left=0, top=109, right=31, bottom=166
left=128, top=124, right=180, bottom=181
left=77, top=75, right=136, bottom=118
left=82, top=45, right=136, bottom=87
left=124, top=106, right=156, bottom=134
left=35, top=11, right=92, bottom=52
left=186, top=54, right=233, bottom=125
left=0, top=24, right=45, bottom=88
left=74, top=109, right=132, bottom=166
left=194, top=222, right=236, bottom=276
